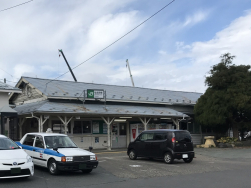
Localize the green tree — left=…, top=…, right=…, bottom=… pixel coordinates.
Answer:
left=194, top=53, right=251, bottom=139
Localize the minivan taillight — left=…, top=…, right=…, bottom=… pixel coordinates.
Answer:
left=172, top=137, right=176, bottom=143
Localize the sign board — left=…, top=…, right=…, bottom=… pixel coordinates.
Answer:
left=87, top=89, right=104, bottom=99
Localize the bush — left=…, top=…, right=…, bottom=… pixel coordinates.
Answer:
left=216, top=137, right=238, bottom=143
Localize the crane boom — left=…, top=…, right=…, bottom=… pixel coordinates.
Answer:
left=59, top=49, right=77, bottom=82
left=126, top=59, right=135, bottom=87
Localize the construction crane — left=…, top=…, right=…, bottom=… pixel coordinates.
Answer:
left=58, top=49, right=77, bottom=82
left=126, top=59, right=135, bottom=87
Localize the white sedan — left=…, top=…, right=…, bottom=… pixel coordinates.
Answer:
left=0, top=135, right=34, bottom=179
left=17, top=133, right=98, bottom=175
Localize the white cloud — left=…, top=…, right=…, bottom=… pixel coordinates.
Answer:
left=143, top=10, right=251, bottom=92
left=183, top=10, right=209, bottom=27
left=14, top=64, right=35, bottom=79
left=1, top=1, right=250, bottom=95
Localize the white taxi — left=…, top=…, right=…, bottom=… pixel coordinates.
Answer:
left=16, top=133, right=98, bottom=175
left=0, top=135, right=34, bottom=179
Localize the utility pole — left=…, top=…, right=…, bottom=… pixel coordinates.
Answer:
left=126, top=59, right=135, bottom=87
left=58, top=49, right=77, bottom=82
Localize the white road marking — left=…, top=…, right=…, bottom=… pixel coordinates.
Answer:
left=98, top=160, right=107, bottom=162
left=103, top=157, right=114, bottom=159
left=129, top=165, right=142, bottom=167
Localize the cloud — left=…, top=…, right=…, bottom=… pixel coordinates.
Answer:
left=183, top=10, right=209, bottom=27
left=76, top=10, right=143, bottom=63
left=149, top=10, right=251, bottom=92
left=1, top=1, right=250, bottom=96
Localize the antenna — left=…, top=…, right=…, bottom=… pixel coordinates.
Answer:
left=126, top=59, right=135, bottom=87
left=58, top=49, right=77, bottom=82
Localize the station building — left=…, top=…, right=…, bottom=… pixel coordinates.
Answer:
left=9, top=77, right=204, bottom=149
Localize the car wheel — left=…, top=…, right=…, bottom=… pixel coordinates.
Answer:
left=164, top=152, right=173, bottom=164
left=82, top=169, right=92, bottom=173
left=183, top=158, right=193, bottom=163
left=129, top=150, right=137, bottom=160
left=48, top=159, right=59, bottom=175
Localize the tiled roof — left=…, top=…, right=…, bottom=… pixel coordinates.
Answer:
left=0, top=81, right=21, bottom=92
left=14, top=100, right=187, bottom=118
left=22, top=77, right=202, bottom=105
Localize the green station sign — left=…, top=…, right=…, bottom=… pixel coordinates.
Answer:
left=87, top=89, right=104, bottom=99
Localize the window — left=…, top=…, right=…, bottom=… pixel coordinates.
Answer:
left=83, top=121, right=91, bottom=133
left=0, top=137, right=20, bottom=150
left=139, top=133, right=154, bottom=141
left=23, top=135, right=35, bottom=146
left=119, top=124, right=126, bottom=135
left=73, top=121, right=82, bottom=134
left=154, top=133, right=168, bottom=140
left=35, top=136, right=44, bottom=148
left=175, top=131, right=191, bottom=142
left=44, top=136, right=77, bottom=149
left=52, top=120, right=68, bottom=134
left=73, top=121, right=91, bottom=134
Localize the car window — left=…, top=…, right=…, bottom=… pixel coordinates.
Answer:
left=0, top=137, right=20, bottom=150
left=175, top=131, right=191, bottom=142
left=154, top=133, right=168, bottom=140
left=139, top=133, right=154, bottom=141
left=23, top=135, right=35, bottom=146
left=35, top=136, right=45, bottom=148
left=44, top=136, right=78, bottom=149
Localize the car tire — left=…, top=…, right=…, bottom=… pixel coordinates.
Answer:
left=48, top=159, right=59, bottom=175
left=183, top=158, right=193, bottom=163
left=82, top=169, right=92, bottom=173
left=128, top=150, right=137, bottom=160
left=164, top=152, right=173, bottom=164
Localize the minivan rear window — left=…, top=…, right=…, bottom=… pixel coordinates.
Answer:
left=175, top=131, right=191, bottom=142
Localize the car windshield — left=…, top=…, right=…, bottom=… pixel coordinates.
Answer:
left=175, top=131, right=192, bottom=142
left=0, top=137, right=20, bottom=150
left=44, top=136, right=78, bottom=149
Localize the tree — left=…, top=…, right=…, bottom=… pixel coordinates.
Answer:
left=194, top=53, right=251, bottom=139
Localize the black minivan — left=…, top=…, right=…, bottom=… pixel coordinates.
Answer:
left=127, top=129, right=194, bottom=164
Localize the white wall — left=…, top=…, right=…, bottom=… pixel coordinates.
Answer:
left=0, top=92, right=9, bottom=108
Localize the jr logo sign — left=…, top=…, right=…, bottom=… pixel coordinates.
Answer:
left=87, top=90, right=94, bottom=98
left=87, top=89, right=104, bottom=99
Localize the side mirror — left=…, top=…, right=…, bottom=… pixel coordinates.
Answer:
left=89, top=146, right=93, bottom=152
left=53, top=147, right=58, bottom=153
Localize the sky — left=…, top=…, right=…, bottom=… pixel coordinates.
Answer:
left=1, top=0, right=251, bottom=93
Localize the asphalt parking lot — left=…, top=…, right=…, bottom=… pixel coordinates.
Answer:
left=1, top=147, right=251, bottom=188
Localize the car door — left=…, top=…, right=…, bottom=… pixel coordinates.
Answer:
left=33, top=136, right=47, bottom=167
left=143, top=133, right=155, bottom=157
left=134, top=133, right=147, bottom=157
left=151, top=133, right=168, bottom=158
left=174, top=131, right=193, bottom=152
left=134, top=132, right=154, bottom=157
left=21, top=134, right=36, bottom=159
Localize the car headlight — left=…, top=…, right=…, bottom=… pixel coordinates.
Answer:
left=26, top=155, right=32, bottom=163
left=66, top=157, right=73, bottom=162
left=90, top=155, right=97, bottom=160
left=62, top=156, right=73, bottom=162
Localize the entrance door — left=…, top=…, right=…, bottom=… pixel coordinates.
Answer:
left=111, top=123, right=127, bottom=148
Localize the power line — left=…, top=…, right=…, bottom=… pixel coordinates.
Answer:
left=46, top=0, right=176, bottom=85
left=0, top=68, right=15, bottom=78
left=0, top=0, right=33, bottom=12
left=0, top=78, right=18, bottom=83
